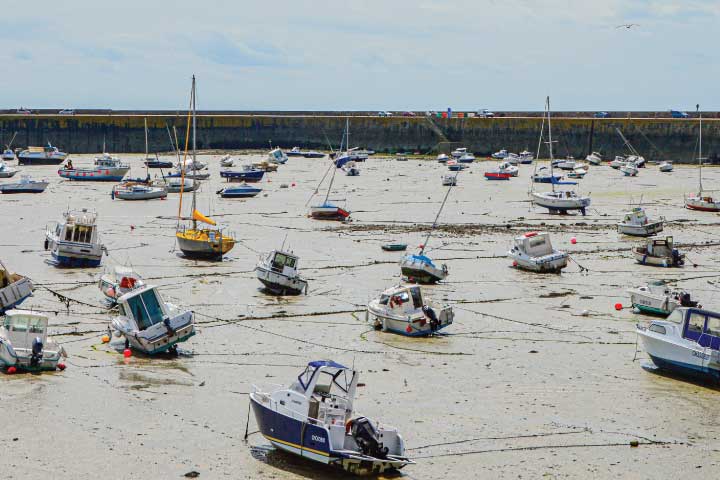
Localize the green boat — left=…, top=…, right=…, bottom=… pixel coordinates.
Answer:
left=382, top=243, right=408, bottom=252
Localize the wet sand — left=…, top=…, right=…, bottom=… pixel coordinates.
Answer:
left=1, top=155, right=719, bottom=479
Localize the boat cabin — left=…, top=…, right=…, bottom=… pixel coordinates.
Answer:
left=377, top=285, right=424, bottom=315
left=645, top=237, right=674, bottom=257
left=287, top=361, right=358, bottom=426
left=3, top=310, right=49, bottom=349
left=268, top=148, right=286, bottom=163
left=663, top=308, right=720, bottom=350
left=267, top=250, right=300, bottom=276
left=623, top=207, right=648, bottom=225
left=514, top=232, right=554, bottom=257
left=117, top=286, right=169, bottom=332
left=52, top=210, right=98, bottom=245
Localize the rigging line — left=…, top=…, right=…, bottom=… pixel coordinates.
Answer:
left=176, top=80, right=194, bottom=222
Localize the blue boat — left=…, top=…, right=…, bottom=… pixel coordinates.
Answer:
left=57, top=154, right=130, bottom=182
left=249, top=361, right=413, bottom=475
left=217, top=184, right=262, bottom=198
left=220, top=166, right=264, bottom=183
left=532, top=167, right=563, bottom=183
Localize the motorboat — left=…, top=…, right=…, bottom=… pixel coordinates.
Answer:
left=508, top=231, right=567, bottom=273
left=518, top=150, right=534, bottom=164
left=628, top=281, right=697, bottom=316
left=552, top=158, right=576, bottom=170
left=586, top=152, right=603, bottom=165
left=287, top=147, right=304, bottom=157
left=0, top=161, right=18, bottom=178
left=303, top=150, right=325, bottom=159
left=161, top=177, right=199, bottom=193
left=17, top=143, right=68, bottom=165
left=567, top=166, right=587, bottom=179
left=1, top=149, right=16, bottom=161
left=218, top=184, right=262, bottom=198
left=457, top=153, right=475, bottom=163
left=177, top=159, right=207, bottom=171
left=498, top=161, right=519, bottom=176
left=617, top=207, right=664, bottom=236
left=249, top=360, right=413, bottom=475
left=437, top=153, right=449, bottom=163
left=111, top=284, right=195, bottom=355
left=491, top=149, right=508, bottom=159
left=484, top=170, right=512, bottom=180
left=58, top=154, right=130, bottom=181
left=367, top=284, right=454, bottom=336
left=610, top=157, right=626, bottom=169
left=451, top=147, right=468, bottom=158
left=633, top=236, right=684, bottom=267
left=309, top=202, right=351, bottom=221
left=98, top=265, right=145, bottom=304
left=532, top=167, right=562, bottom=184
left=144, top=156, right=174, bottom=169
left=0, top=262, right=33, bottom=314
left=531, top=190, right=590, bottom=215
left=636, top=307, right=720, bottom=381
left=112, top=183, right=168, bottom=200
left=620, top=163, right=638, bottom=176
left=0, top=175, right=48, bottom=194
left=633, top=155, right=646, bottom=168
left=399, top=254, right=448, bottom=283
left=447, top=160, right=467, bottom=171
left=268, top=147, right=288, bottom=165
left=220, top=165, right=265, bottom=183
left=220, top=154, right=234, bottom=167
left=659, top=161, right=673, bottom=172
left=342, top=161, right=360, bottom=176
left=252, top=160, right=278, bottom=172
left=505, top=153, right=520, bottom=165
left=0, top=310, right=66, bottom=372
left=255, top=249, right=307, bottom=295
left=166, top=169, right=210, bottom=180
left=441, top=174, right=457, bottom=186
left=45, top=209, right=105, bottom=267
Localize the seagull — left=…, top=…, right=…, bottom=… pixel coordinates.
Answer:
left=616, top=23, right=639, bottom=29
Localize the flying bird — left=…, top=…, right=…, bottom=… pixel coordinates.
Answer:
left=616, top=23, right=639, bottom=29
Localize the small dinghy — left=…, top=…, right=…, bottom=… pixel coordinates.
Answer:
left=249, top=361, right=413, bottom=475
left=532, top=167, right=562, bottom=184
left=220, top=165, right=265, bottom=183
left=617, top=207, right=664, bottom=236
left=367, top=284, right=454, bottom=336
left=144, top=157, right=174, bottom=169
left=628, top=281, right=697, bottom=316
left=400, top=254, right=448, bottom=283
left=0, top=262, right=33, bottom=314
left=436, top=153, right=449, bottom=163
left=552, top=158, right=576, bottom=170
left=620, top=163, right=638, bottom=176
left=255, top=249, right=307, bottom=295
left=518, top=150, right=534, bottom=164
left=1, top=149, right=16, bottom=161
left=567, top=166, right=587, bottom=179
left=45, top=209, right=105, bottom=267
left=447, top=160, right=467, bottom=171
left=633, top=236, right=684, bottom=267
left=491, top=149, right=508, bottom=159
left=637, top=307, right=720, bottom=382
left=0, top=161, right=18, bottom=178
left=98, top=265, right=144, bottom=304
left=498, top=161, right=519, bottom=176
left=457, top=152, right=475, bottom=163
left=112, top=183, right=168, bottom=200
left=452, top=147, right=469, bottom=158
left=610, top=156, right=626, bottom=169
left=659, top=161, right=673, bottom=172
left=342, top=161, right=360, bottom=176
left=381, top=243, right=407, bottom=252
left=0, top=310, right=66, bottom=372
left=309, top=202, right=351, bottom=221
left=586, top=151, right=603, bottom=165
left=218, top=184, right=262, bottom=198
left=441, top=174, right=457, bottom=186
left=162, top=177, right=198, bottom=193
left=58, top=154, right=130, bottom=182
left=484, top=170, right=512, bottom=180
left=506, top=153, right=520, bottom=165
left=0, top=175, right=48, bottom=194
left=111, top=284, right=195, bottom=355
left=304, top=150, right=325, bottom=158
left=508, top=231, right=567, bottom=273
left=219, top=154, right=234, bottom=167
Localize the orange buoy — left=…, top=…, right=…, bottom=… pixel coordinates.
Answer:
left=101, top=335, right=110, bottom=343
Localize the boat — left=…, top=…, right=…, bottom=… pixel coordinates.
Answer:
left=636, top=307, right=720, bottom=381
left=144, top=156, right=174, bottom=169
left=685, top=109, right=720, bottom=211
left=162, top=177, right=199, bottom=193
left=484, top=170, right=512, bottom=180
left=1, top=133, right=16, bottom=161
left=518, top=150, right=534, bottom=164
left=617, top=207, right=664, bottom=236
left=0, top=310, right=66, bottom=372
left=177, top=158, right=207, bottom=171
left=633, top=236, right=684, bottom=267
left=508, top=231, right=568, bottom=273
left=381, top=243, right=407, bottom=252
left=491, top=149, right=508, bottom=159
left=0, top=175, right=48, bottom=194
left=367, top=284, right=454, bottom=336
left=437, top=153, right=449, bottom=163
left=628, top=281, right=697, bottom=316
left=218, top=184, right=262, bottom=198
left=342, top=161, right=360, bottom=176
left=441, top=174, right=457, bottom=186
left=395, top=153, right=408, bottom=161
left=505, top=153, right=520, bottom=165
left=0, top=261, right=33, bottom=313
left=220, top=154, right=234, bottom=167
left=220, top=165, right=265, bottom=183
left=17, top=143, right=69, bottom=165
left=303, top=150, right=325, bottom=159
left=610, top=157, right=626, bottom=169
left=498, top=161, right=519, bottom=176
left=586, top=151, right=603, bottom=165
left=616, top=129, right=647, bottom=171
left=255, top=248, right=307, bottom=295
left=447, top=160, right=467, bottom=171
left=98, top=265, right=145, bottom=304
left=268, top=146, right=288, bottom=165
left=567, top=166, right=587, bottom=179
left=659, top=161, right=673, bottom=172
left=249, top=361, right=413, bottom=475
left=532, top=167, right=562, bottom=184
left=287, top=147, right=304, bottom=157
left=45, top=208, right=105, bottom=267
left=620, top=163, right=638, bottom=176
left=552, top=158, right=576, bottom=170
left=0, top=160, right=18, bottom=178
left=252, top=160, right=278, bottom=172
left=309, top=128, right=352, bottom=221
left=451, top=147, right=468, bottom=158
left=58, top=153, right=130, bottom=181
left=111, top=284, right=195, bottom=355
left=632, top=155, right=646, bottom=168
left=176, top=78, right=236, bottom=261
left=112, top=183, right=168, bottom=200
left=457, top=152, right=475, bottom=163
left=530, top=97, right=591, bottom=215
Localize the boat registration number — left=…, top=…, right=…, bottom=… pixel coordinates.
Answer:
left=692, top=350, right=709, bottom=360
left=311, top=435, right=325, bottom=443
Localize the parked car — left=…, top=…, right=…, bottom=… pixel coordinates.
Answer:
left=670, top=110, right=689, bottom=118
left=58, top=109, right=75, bottom=115
left=477, top=109, right=495, bottom=118
left=403, top=111, right=416, bottom=117
left=377, top=111, right=393, bottom=117
left=16, top=107, right=31, bottom=114
left=594, top=111, right=610, bottom=118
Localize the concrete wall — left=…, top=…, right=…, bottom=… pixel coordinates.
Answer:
left=0, top=114, right=716, bottom=162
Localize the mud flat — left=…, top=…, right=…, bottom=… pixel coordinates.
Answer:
left=1, top=155, right=719, bottom=479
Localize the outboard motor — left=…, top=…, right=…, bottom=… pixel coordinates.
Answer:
left=348, top=417, right=388, bottom=459
left=680, top=293, right=698, bottom=308
left=31, top=336, right=44, bottom=367
left=671, top=249, right=683, bottom=266
left=163, top=318, right=176, bottom=336
left=423, top=305, right=440, bottom=331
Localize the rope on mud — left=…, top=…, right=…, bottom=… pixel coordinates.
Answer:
left=407, top=428, right=589, bottom=451
left=33, top=282, right=108, bottom=311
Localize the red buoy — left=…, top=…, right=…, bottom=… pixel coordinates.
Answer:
left=57, top=363, right=66, bottom=371
left=405, top=325, right=412, bottom=333
left=123, top=349, right=132, bottom=358
left=512, top=260, right=518, bottom=267
left=291, top=182, right=296, bottom=187
left=7, top=366, right=17, bottom=374
left=614, top=303, right=623, bottom=311
left=570, top=237, right=577, bottom=245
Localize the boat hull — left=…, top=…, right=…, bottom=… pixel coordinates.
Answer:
left=509, top=253, right=568, bottom=273
left=46, top=237, right=104, bottom=268
left=531, top=192, right=590, bottom=215
left=58, top=167, right=129, bottom=181
left=0, top=277, right=33, bottom=314
left=638, top=328, right=720, bottom=381
left=220, top=170, right=265, bottom=183
left=18, top=156, right=66, bottom=166
left=256, top=266, right=307, bottom=295
left=633, top=250, right=683, bottom=268
left=309, top=206, right=350, bottom=221
left=176, top=230, right=235, bottom=260
left=617, top=221, right=664, bottom=237
left=0, top=185, right=48, bottom=193
left=399, top=260, right=447, bottom=284
left=484, top=172, right=511, bottom=180
left=367, top=307, right=454, bottom=337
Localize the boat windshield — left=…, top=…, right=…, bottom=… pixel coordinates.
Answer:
left=297, top=365, right=352, bottom=395
left=666, top=309, right=683, bottom=324
left=271, top=252, right=296, bottom=271
left=4, top=315, right=45, bottom=334
left=125, top=289, right=165, bottom=330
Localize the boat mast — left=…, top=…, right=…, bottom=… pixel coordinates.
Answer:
left=191, top=75, right=197, bottom=230
left=345, top=118, right=349, bottom=154
left=419, top=170, right=459, bottom=256
left=546, top=96, right=555, bottom=193
left=698, top=104, right=703, bottom=193
left=324, top=154, right=338, bottom=204
left=144, top=117, right=149, bottom=177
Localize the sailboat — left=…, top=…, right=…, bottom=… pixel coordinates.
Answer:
left=685, top=106, right=720, bottom=211
left=333, top=119, right=354, bottom=169
left=2, top=132, right=17, bottom=161
left=309, top=131, right=351, bottom=221
left=530, top=97, right=591, bottom=215
left=175, top=76, right=236, bottom=260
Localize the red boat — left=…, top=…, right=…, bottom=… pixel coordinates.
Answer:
left=484, top=171, right=512, bottom=181
left=309, top=203, right=351, bottom=221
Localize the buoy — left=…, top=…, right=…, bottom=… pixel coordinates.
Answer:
left=570, top=237, right=577, bottom=245
left=614, top=303, right=623, bottom=311
left=123, top=349, right=132, bottom=358
left=405, top=325, right=412, bottom=333
left=7, top=366, right=17, bottom=374
left=57, top=363, right=66, bottom=371
left=291, top=182, right=296, bottom=187
left=101, top=334, right=110, bottom=343
left=130, top=225, right=135, bottom=231
left=418, top=244, right=424, bottom=249
left=512, top=260, right=518, bottom=267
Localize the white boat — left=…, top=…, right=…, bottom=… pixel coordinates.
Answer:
left=255, top=249, right=307, bottom=295
left=18, top=143, right=68, bottom=165
left=508, top=231, right=568, bottom=273
left=636, top=307, right=720, bottom=381
left=620, top=163, right=638, bottom=176
left=0, top=175, right=48, bottom=194
left=0, top=310, right=66, bottom=372
left=249, top=361, right=413, bottom=475
left=552, top=158, right=576, bottom=170
left=659, top=161, right=673, bottom=172
left=161, top=177, right=199, bottom=193
left=399, top=254, right=448, bottom=283
left=111, top=284, right=195, bottom=355
left=610, top=157, right=626, bottom=169
left=458, top=153, right=475, bottom=163
left=497, top=161, right=519, bottom=176
left=1, top=149, right=16, bottom=161
left=491, top=149, right=508, bottom=159
left=0, top=160, right=18, bottom=178
left=45, top=208, right=105, bottom=267
left=342, top=161, right=360, bottom=176
left=98, top=265, right=145, bottom=304
left=505, top=153, right=520, bottom=165
left=567, top=166, right=587, bottom=178
left=685, top=108, right=720, bottom=212
left=441, top=174, right=457, bottom=186
left=518, top=150, right=534, bottom=164
left=628, top=281, right=697, bottom=316
left=220, top=154, right=234, bottom=167
left=617, top=207, right=664, bottom=236
left=451, top=147, right=468, bottom=158
left=586, top=151, right=603, bottom=165
left=616, top=129, right=647, bottom=170
left=436, top=153, right=449, bottom=163
left=268, top=147, right=288, bottom=165
left=112, top=183, right=168, bottom=200
left=177, top=159, right=207, bottom=171
left=531, top=190, right=591, bottom=215
left=633, top=156, right=646, bottom=168
left=633, top=236, right=684, bottom=267
left=0, top=261, right=33, bottom=313
left=367, top=284, right=454, bottom=336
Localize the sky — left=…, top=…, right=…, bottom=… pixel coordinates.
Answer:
left=1, top=0, right=718, bottom=111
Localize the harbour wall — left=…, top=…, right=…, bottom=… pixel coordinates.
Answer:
left=0, top=114, right=716, bottom=162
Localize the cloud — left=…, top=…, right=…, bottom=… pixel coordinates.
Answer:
left=193, top=33, right=285, bottom=68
